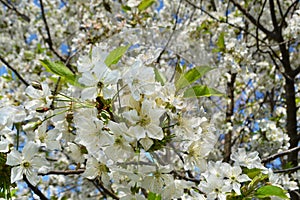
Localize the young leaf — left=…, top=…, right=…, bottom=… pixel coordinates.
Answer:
left=175, top=66, right=213, bottom=91
left=147, top=192, right=161, bottom=200
left=40, top=60, right=82, bottom=86
left=104, top=45, right=130, bottom=67
left=183, top=85, right=223, bottom=98
left=40, top=60, right=75, bottom=80
left=154, top=68, right=166, bottom=86
left=255, top=185, right=289, bottom=199
left=243, top=168, right=262, bottom=179
left=217, top=32, right=225, bottom=52
left=138, top=0, right=156, bottom=11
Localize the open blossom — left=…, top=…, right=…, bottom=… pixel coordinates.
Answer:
left=79, top=59, right=120, bottom=100
left=231, top=148, right=265, bottom=169
left=141, top=165, right=173, bottom=194
left=6, top=142, right=48, bottom=186
left=25, top=82, right=52, bottom=110
left=199, top=174, right=231, bottom=200
left=123, top=59, right=158, bottom=101
left=222, top=164, right=251, bottom=195
left=123, top=99, right=165, bottom=140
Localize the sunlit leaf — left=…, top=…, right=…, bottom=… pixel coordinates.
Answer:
left=255, top=185, right=289, bottom=199
left=104, top=45, right=130, bottom=67
left=147, top=192, right=161, bottom=200
left=175, top=66, right=213, bottom=91
left=138, top=0, right=156, bottom=11
left=154, top=68, right=166, bottom=85
left=183, top=85, right=223, bottom=98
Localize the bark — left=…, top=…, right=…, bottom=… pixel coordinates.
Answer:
left=224, top=72, right=237, bottom=162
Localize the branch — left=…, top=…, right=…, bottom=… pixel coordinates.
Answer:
left=0, top=0, right=30, bottom=22
left=93, top=178, right=119, bottom=200
left=228, top=0, right=277, bottom=40
left=261, top=146, right=300, bottom=163
left=273, top=165, right=300, bottom=173
left=38, top=169, right=85, bottom=176
left=156, top=0, right=183, bottom=63
left=38, top=0, right=74, bottom=72
left=23, top=175, right=49, bottom=200
left=269, top=0, right=279, bottom=31
left=0, top=54, right=29, bottom=87
left=281, top=0, right=299, bottom=29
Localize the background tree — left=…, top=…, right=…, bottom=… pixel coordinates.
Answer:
left=0, top=0, right=299, bottom=199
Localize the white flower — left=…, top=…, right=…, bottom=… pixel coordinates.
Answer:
left=123, top=59, right=157, bottom=101
left=142, top=165, right=173, bottom=194
left=34, top=121, right=61, bottom=150
left=199, top=175, right=231, bottom=200
left=222, top=164, right=251, bottom=195
left=82, top=155, right=111, bottom=187
left=123, top=99, right=164, bottom=140
left=79, top=60, right=120, bottom=100
left=105, top=121, right=135, bottom=162
left=25, top=82, right=52, bottom=110
left=74, top=111, right=113, bottom=154
left=231, top=148, right=265, bottom=169
left=6, top=142, right=48, bottom=186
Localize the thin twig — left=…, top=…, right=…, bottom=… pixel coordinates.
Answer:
left=273, top=165, right=300, bottom=173
left=0, top=55, right=29, bottom=87
left=0, top=0, right=30, bottom=22
left=156, top=0, right=183, bottom=63
left=38, top=169, right=85, bottom=176
left=261, top=146, right=300, bottom=163
left=38, top=0, right=75, bottom=73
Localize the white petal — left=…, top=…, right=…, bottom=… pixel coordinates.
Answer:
left=11, top=166, right=24, bottom=183
left=6, top=150, right=22, bottom=166
left=146, top=124, right=163, bottom=140
left=25, top=169, right=40, bottom=186
left=81, top=87, right=97, bottom=100
left=23, top=142, right=39, bottom=161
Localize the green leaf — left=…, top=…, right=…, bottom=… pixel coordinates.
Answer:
left=255, top=185, right=289, bottom=199
left=40, top=60, right=80, bottom=86
left=243, top=168, right=262, bottom=179
left=217, top=32, right=225, bottom=52
left=138, top=0, right=156, bottom=11
left=147, top=192, right=161, bottom=200
left=175, top=66, right=214, bottom=91
left=183, top=85, right=223, bottom=98
left=154, top=68, right=166, bottom=86
left=104, top=45, right=130, bottom=67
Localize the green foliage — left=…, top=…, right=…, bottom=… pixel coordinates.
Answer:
left=138, top=0, right=156, bottom=11
left=0, top=153, right=13, bottom=199
left=154, top=68, right=166, bottom=86
left=255, top=185, right=289, bottom=199
left=40, top=60, right=81, bottom=86
left=147, top=191, right=161, bottom=200
left=183, top=85, right=223, bottom=98
left=213, top=32, right=226, bottom=53
left=243, top=168, right=263, bottom=179
left=175, top=65, right=213, bottom=91
left=104, top=45, right=130, bottom=67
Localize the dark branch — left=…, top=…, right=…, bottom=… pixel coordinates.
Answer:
left=281, top=0, right=299, bottom=29
left=228, top=0, right=277, bottom=40
left=273, top=165, right=300, bottom=173
left=38, top=169, right=85, bottom=176
left=0, top=55, right=29, bottom=87
left=0, top=0, right=30, bottom=22
left=38, top=0, right=74, bottom=73
left=261, top=146, right=300, bottom=163
left=23, top=175, right=49, bottom=200
left=93, top=178, right=119, bottom=200
left=156, top=0, right=183, bottom=63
